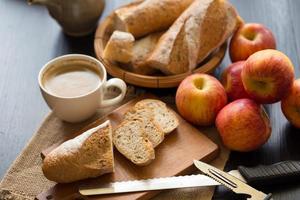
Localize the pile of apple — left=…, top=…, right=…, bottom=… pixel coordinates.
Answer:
left=176, top=23, right=300, bottom=152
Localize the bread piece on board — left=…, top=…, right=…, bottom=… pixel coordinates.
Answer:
left=146, top=0, right=241, bottom=75
left=135, top=99, right=166, bottom=109
left=135, top=99, right=179, bottom=135
left=130, top=32, right=163, bottom=75
left=42, top=120, right=114, bottom=183
left=114, top=0, right=194, bottom=38
left=124, top=106, right=165, bottom=147
left=103, top=31, right=135, bottom=63
left=113, top=120, right=155, bottom=166
left=154, top=109, right=179, bottom=135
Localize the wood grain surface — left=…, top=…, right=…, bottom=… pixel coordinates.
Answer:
left=0, top=0, right=300, bottom=199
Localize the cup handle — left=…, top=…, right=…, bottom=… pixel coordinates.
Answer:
left=99, top=78, right=127, bottom=108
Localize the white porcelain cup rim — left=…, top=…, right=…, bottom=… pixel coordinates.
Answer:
left=38, top=54, right=107, bottom=99
left=38, top=54, right=127, bottom=123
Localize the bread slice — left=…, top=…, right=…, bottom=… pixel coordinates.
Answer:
left=124, top=106, right=164, bottom=147
left=146, top=0, right=241, bottom=75
left=135, top=99, right=179, bottom=135
left=154, top=108, right=179, bottom=135
left=103, top=30, right=135, bottom=63
left=113, top=120, right=155, bottom=166
left=42, top=120, right=114, bottom=183
left=114, top=0, right=194, bottom=38
left=130, top=32, right=163, bottom=75
left=135, top=99, right=166, bottom=109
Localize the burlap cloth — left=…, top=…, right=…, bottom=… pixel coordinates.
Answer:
left=0, top=87, right=230, bottom=200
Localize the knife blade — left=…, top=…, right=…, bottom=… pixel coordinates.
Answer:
left=194, top=160, right=272, bottom=200
left=79, top=174, right=218, bottom=196
left=79, top=160, right=300, bottom=196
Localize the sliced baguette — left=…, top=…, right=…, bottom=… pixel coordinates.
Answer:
left=124, top=106, right=164, bottom=147
left=196, top=0, right=242, bottom=63
left=130, top=32, right=163, bottom=75
left=113, top=120, right=155, bottom=166
left=103, top=30, right=135, bottom=63
left=146, top=0, right=241, bottom=75
left=42, top=120, right=114, bottom=183
left=135, top=99, right=179, bottom=135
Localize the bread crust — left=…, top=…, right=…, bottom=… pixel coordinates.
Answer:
left=114, top=0, right=194, bottom=38
left=146, top=0, right=241, bottom=75
left=130, top=32, right=163, bottom=75
left=103, top=31, right=135, bottom=63
left=42, top=121, right=114, bottom=183
left=113, top=120, right=155, bottom=166
left=124, top=106, right=165, bottom=147
left=135, top=99, right=179, bottom=134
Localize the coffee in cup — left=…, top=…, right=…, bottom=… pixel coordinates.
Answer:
left=38, top=54, right=127, bottom=123
left=42, top=64, right=102, bottom=98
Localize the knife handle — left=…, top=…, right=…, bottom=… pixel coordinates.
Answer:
left=238, top=160, right=300, bottom=187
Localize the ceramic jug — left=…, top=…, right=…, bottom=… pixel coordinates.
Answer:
left=28, top=0, right=105, bottom=36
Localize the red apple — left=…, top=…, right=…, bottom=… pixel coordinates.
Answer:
left=216, top=99, right=271, bottom=152
left=221, top=61, right=251, bottom=101
left=281, top=79, right=300, bottom=128
left=241, top=49, right=295, bottom=104
left=176, top=73, right=227, bottom=126
left=230, top=23, right=276, bottom=62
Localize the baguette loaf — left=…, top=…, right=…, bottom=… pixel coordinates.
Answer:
left=130, top=32, right=163, bottom=75
left=103, top=31, right=135, bottom=63
left=196, top=0, right=242, bottom=63
left=114, top=0, right=194, bottom=38
left=113, top=120, right=155, bottom=166
left=146, top=0, right=241, bottom=75
left=124, top=106, right=164, bottom=147
left=42, top=120, right=114, bottom=183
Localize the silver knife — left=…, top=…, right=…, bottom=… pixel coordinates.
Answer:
left=80, top=160, right=300, bottom=198
left=79, top=174, right=218, bottom=196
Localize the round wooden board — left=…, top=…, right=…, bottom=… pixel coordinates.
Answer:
left=94, top=12, right=227, bottom=88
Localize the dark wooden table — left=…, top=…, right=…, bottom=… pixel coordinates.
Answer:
left=0, top=0, right=300, bottom=199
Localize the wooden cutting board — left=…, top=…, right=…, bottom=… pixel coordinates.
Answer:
left=36, top=94, right=219, bottom=200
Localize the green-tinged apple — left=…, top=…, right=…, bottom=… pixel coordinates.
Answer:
left=176, top=73, right=227, bottom=126
left=281, top=79, right=300, bottom=128
left=216, top=99, right=271, bottom=152
left=230, top=23, right=276, bottom=62
left=241, top=49, right=295, bottom=104
left=221, top=61, right=250, bottom=101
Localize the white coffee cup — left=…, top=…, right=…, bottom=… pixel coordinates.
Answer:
left=38, top=54, right=127, bottom=123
